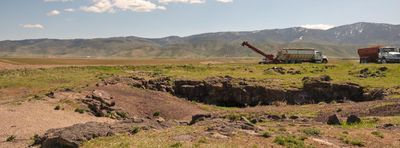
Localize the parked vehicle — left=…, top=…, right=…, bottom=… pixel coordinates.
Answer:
left=358, top=46, right=400, bottom=63
left=276, top=48, right=328, bottom=63
left=241, top=41, right=328, bottom=64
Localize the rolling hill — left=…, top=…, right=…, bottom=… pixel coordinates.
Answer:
left=1, top=22, right=399, bottom=58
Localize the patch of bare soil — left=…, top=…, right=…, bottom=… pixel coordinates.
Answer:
left=368, top=103, right=400, bottom=116
left=0, top=61, right=12, bottom=68
left=0, top=99, right=114, bottom=148
left=95, top=84, right=207, bottom=121
left=0, top=60, right=63, bottom=70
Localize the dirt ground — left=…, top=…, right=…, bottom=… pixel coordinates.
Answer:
left=0, top=83, right=207, bottom=147
left=95, top=84, right=207, bottom=120
left=0, top=99, right=114, bottom=148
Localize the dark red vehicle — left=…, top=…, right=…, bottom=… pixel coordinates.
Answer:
left=358, top=46, right=400, bottom=63
left=358, top=46, right=381, bottom=63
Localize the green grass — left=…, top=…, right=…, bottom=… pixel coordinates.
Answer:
left=170, top=142, right=183, bottom=148
left=133, top=63, right=400, bottom=89
left=273, top=135, right=308, bottom=148
left=340, top=117, right=379, bottom=129
left=2, top=62, right=400, bottom=102
left=0, top=66, right=130, bottom=102
left=340, top=135, right=365, bottom=147
left=371, top=131, right=384, bottom=138
left=301, top=128, right=321, bottom=136
left=378, top=116, right=400, bottom=125
left=82, top=134, right=131, bottom=148
left=261, top=131, right=272, bottom=138
left=82, top=126, right=197, bottom=148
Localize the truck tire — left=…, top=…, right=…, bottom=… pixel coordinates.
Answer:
left=322, top=59, right=328, bottom=64
left=360, top=58, right=366, bottom=64
left=381, top=58, right=387, bottom=64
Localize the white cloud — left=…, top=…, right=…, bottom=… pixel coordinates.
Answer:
left=301, top=24, right=335, bottom=30
left=82, top=0, right=165, bottom=13
left=21, top=24, right=45, bottom=29
left=113, top=0, right=166, bottom=12
left=44, top=0, right=74, bottom=2
left=81, top=0, right=114, bottom=13
left=64, top=8, right=76, bottom=12
left=47, top=10, right=61, bottom=16
left=159, top=0, right=205, bottom=4
left=216, top=0, right=233, bottom=3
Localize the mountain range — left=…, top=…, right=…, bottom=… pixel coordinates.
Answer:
left=1, top=22, right=400, bottom=58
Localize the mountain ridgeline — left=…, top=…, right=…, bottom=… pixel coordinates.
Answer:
left=1, top=22, right=400, bottom=58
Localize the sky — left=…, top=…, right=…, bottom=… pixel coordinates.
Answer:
left=1, top=0, right=400, bottom=40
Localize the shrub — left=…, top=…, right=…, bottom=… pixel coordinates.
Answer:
left=74, top=108, right=85, bottom=114
left=116, top=111, right=128, bottom=119
left=371, top=131, right=384, bottom=138
left=170, top=142, right=182, bottom=148
left=225, top=113, right=242, bottom=121
left=302, top=128, right=321, bottom=136
left=31, top=134, right=43, bottom=145
left=54, top=105, right=61, bottom=110
left=6, top=135, right=16, bottom=142
left=153, top=111, right=160, bottom=117
left=198, top=137, right=207, bottom=143
left=129, top=127, right=140, bottom=135
left=278, top=127, right=287, bottom=132
left=250, top=118, right=258, bottom=124
left=261, top=131, right=272, bottom=138
left=340, top=136, right=365, bottom=147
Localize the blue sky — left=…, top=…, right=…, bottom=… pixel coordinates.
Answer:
left=1, top=0, right=400, bottom=40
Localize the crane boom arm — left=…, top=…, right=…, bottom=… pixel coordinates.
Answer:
left=241, top=41, right=274, bottom=60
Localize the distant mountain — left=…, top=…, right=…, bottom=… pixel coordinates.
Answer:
left=1, top=22, right=399, bottom=58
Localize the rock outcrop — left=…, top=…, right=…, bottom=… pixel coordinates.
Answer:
left=41, top=122, right=116, bottom=148
left=81, top=90, right=128, bottom=119
left=327, top=114, right=341, bottom=125
left=346, top=115, right=361, bottom=125
left=40, top=118, right=166, bottom=148
left=110, top=75, right=384, bottom=107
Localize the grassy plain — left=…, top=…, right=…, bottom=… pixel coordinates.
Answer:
left=1, top=58, right=400, bottom=103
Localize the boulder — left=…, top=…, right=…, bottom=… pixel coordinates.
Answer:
left=156, top=117, right=165, bottom=123
left=41, top=122, right=115, bottom=148
left=289, top=115, right=299, bottom=120
left=267, top=115, right=281, bottom=120
left=91, top=90, right=115, bottom=106
left=45, top=92, right=55, bottom=98
left=190, top=114, right=212, bottom=125
left=81, top=90, right=127, bottom=119
left=379, top=66, right=388, bottom=71
left=327, top=114, right=341, bottom=125
left=303, top=79, right=365, bottom=102
left=346, top=115, right=361, bottom=125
